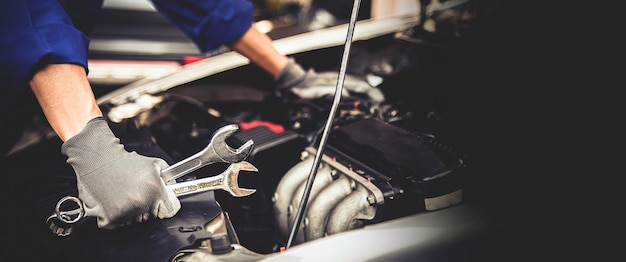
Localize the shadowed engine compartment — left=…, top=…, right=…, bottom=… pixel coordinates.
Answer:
left=0, top=17, right=501, bottom=261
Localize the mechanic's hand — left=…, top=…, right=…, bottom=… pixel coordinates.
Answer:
left=61, top=117, right=181, bottom=229
left=275, top=58, right=385, bottom=103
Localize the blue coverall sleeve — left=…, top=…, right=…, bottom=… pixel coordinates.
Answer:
left=0, top=1, right=93, bottom=93
left=150, top=0, right=255, bottom=53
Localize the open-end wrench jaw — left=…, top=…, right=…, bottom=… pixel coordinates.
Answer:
left=225, top=161, right=258, bottom=197
left=199, top=124, right=254, bottom=163
left=214, top=138, right=254, bottom=163
left=160, top=124, right=254, bottom=183
left=166, top=161, right=259, bottom=197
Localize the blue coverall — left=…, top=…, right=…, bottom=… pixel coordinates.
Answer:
left=0, top=0, right=254, bottom=156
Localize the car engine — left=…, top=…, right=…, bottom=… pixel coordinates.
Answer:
left=1, top=13, right=495, bottom=261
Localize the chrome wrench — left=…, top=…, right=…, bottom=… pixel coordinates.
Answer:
left=167, top=161, right=258, bottom=197
left=48, top=161, right=258, bottom=236
left=160, top=124, right=253, bottom=184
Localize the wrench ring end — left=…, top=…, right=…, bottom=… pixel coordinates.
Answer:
left=55, top=196, right=84, bottom=224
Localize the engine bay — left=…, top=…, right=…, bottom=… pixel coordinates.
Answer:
left=0, top=14, right=502, bottom=261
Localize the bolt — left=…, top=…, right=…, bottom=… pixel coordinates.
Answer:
left=349, top=180, right=356, bottom=190
left=300, top=151, right=309, bottom=160
left=367, top=195, right=376, bottom=205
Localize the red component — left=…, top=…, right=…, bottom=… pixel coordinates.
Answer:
left=239, top=120, right=285, bottom=134
left=182, top=56, right=205, bottom=65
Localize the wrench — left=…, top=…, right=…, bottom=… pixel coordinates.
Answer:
left=49, top=161, right=258, bottom=232
left=160, top=124, right=254, bottom=184
left=50, top=124, right=253, bottom=229
left=168, top=161, right=258, bottom=197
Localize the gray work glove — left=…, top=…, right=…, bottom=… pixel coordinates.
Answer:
left=275, top=58, right=385, bottom=103
left=61, top=117, right=181, bottom=229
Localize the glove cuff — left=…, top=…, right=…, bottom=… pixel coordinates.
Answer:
left=61, top=117, right=125, bottom=176
left=275, top=58, right=307, bottom=89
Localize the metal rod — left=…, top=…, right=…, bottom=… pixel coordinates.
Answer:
left=286, top=0, right=362, bottom=249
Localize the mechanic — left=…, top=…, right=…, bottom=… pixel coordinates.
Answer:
left=0, top=0, right=383, bottom=229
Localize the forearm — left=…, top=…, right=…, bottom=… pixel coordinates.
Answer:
left=30, top=64, right=103, bottom=142
left=228, top=25, right=289, bottom=78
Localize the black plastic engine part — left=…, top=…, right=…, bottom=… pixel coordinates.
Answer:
left=67, top=192, right=225, bottom=262
left=326, top=118, right=466, bottom=214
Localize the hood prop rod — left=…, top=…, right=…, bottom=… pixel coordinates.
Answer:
left=286, top=0, right=363, bottom=249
